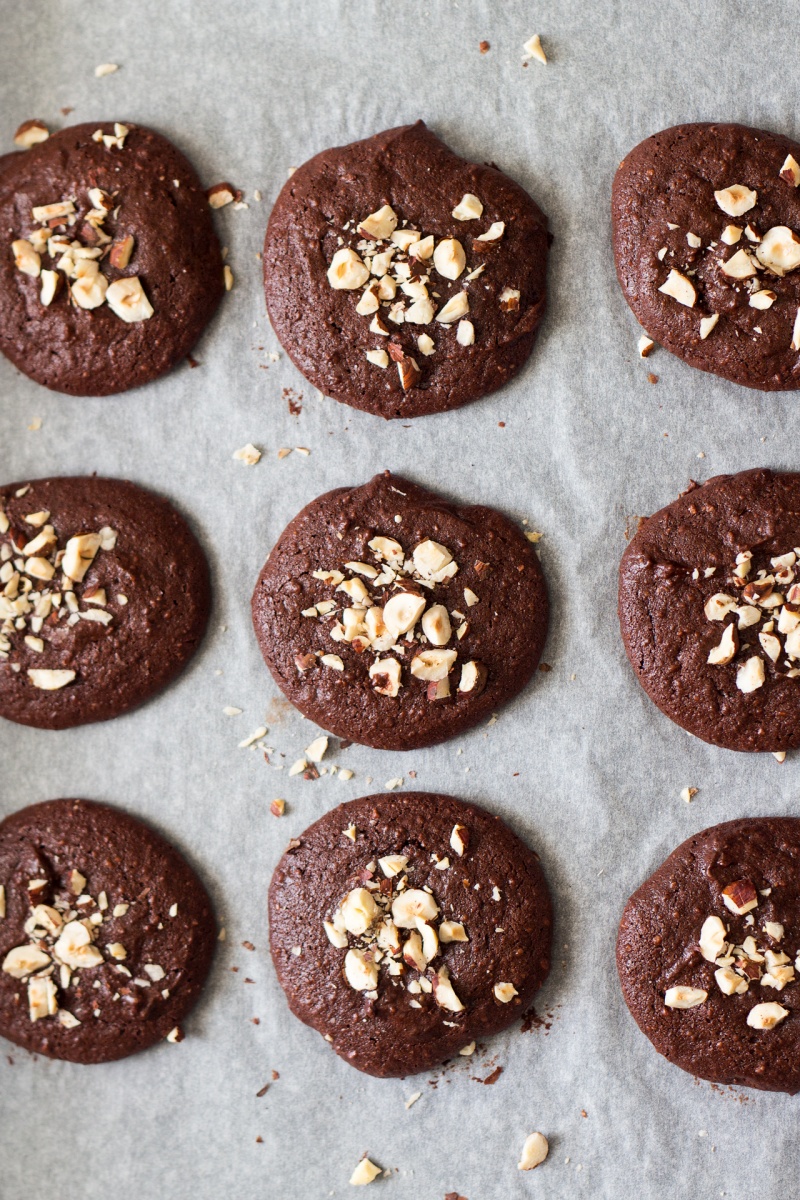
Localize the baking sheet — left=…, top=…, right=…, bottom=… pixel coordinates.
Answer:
left=2, top=0, right=800, bottom=1195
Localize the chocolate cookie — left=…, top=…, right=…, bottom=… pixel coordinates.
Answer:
left=618, top=468, right=800, bottom=752
left=0, top=798, right=216, bottom=1064
left=263, top=121, right=549, bottom=419
left=613, top=122, right=800, bottom=390
left=251, top=472, right=548, bottom=750
left=0, top=476, right=210, bottom=730
left=269, top=791, right=552, bottom=1077
left=0, top=121, right=224, bottom=395
left=618, top=818, right=800, bottom=1093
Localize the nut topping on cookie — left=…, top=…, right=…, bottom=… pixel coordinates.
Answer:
left=0, top=496, right=125, bottom=681
left=658, top=269, right=696, bottom=306
left=720, top=224, right=742, bottom=245
left=436, top=292, right=470, bottom=323
left=780, top=155, right=800, bottom=187
left=749, top=289, right=776, bottom=309
left=664, top=985, right=708, bottom=1009
left=324, top=846, right=478, bottom=1018
left=450, top=825, right=468, bottom=856
left=433, top=237, right=466, bottom=281
left=713, top=185, right=758, bottom=217
left=722, top=880, right=758, bottom=916
left=755, top=226, right=800, bottom=275
left=707, top=623, right=738, bottom=665
left=720, top=248, right=758, bottom=279
left=747, top=1001, right=789, bottom=1030
left=0, top=851, right=182, bottom=1031
left=452, top=194, right=483, bottom=221
left=699, top=915, right=727, bottom=962
left=327, top=248, right=370, bottom=290
left=359, top=205, right=399, bottom=240
left=431, top=966, right=464, bottom=1012
left=12, top=239, right=41, bottom=278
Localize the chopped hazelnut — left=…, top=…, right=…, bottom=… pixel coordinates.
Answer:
left=451, top=194, right=483, bottom=221
left=106, top=276, right=154, bottom=322
left=747, top=1001, right=788, bottom=1030
left=713, top=184, right=758, bottom=217
left=722, top=879, right=758, bottom=915
left=359, top=205, right=398, bottom=240
left=663, top=985, right=707, bottom=1009
left=755, top=226, right=800, bottom=275
left=13, top=119, right=49, bottom=148
left=522, top=34, right=547, bottom=64
left=349, top=1158, right=382, bottom=1186
left=518, top=1132, right=549, bottom=1171
left=493, top=981, right=518, bottom=1003
left=698, top=915, right=727, bottom=962
left=699, top=313, right=719, bottom=339
left=206, top=183, right=240, bottom=209
left=433, top=237, right=466, bottom=280
left=736, top=655, right=765, bottom=694
left=327, top=248, right=369, bottom=290
left=780, top=155, right=800, bottom=187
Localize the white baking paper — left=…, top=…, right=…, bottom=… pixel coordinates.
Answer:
left=2, top=1, right=800, bottom=1196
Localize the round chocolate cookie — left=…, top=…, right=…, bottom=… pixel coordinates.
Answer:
left=269, top=791, right=552, bottom=1077
left=0, top=121, right=224, bottom=395
left=618, top=818, right=800, bottom=1093
left=0, top=798, right=216, bottom=1064
left=618, top=468, right=800, bottom=752
left=613, top=122, right=800, bottom=391
left=251, top=472, right=548, bottom=750
left=0, top=476, right=210, bottom=730
left=263, top=121, right=549, bottom=419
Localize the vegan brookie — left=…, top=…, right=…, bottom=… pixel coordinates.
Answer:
left=613, top=122, right=800, bottom=390
left=269, top=791, right=552, bottom=1076
left=0, top=476, right=210, bottom=729
left=263, top=121, right=549, bottom=418
left=251, top=472, right=548, bottom=750
left=0, top=798, right=216, bottom=1063
left=0, top=121, right=224, bottom=394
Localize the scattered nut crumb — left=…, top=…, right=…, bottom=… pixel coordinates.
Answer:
left=523, top=34, right=547, bottom=64
left=94, top=63, right=119, bottom=77
left=518, top=1131, right=549, bottom=1170
left=233, top=444, right=261, bottom=465
left=680, top=786, right=698, bottom=803
left=349, top=1157, right=381, bottom=1186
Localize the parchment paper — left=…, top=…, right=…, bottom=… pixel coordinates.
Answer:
left=2, top=1, right=800, bottom=1196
